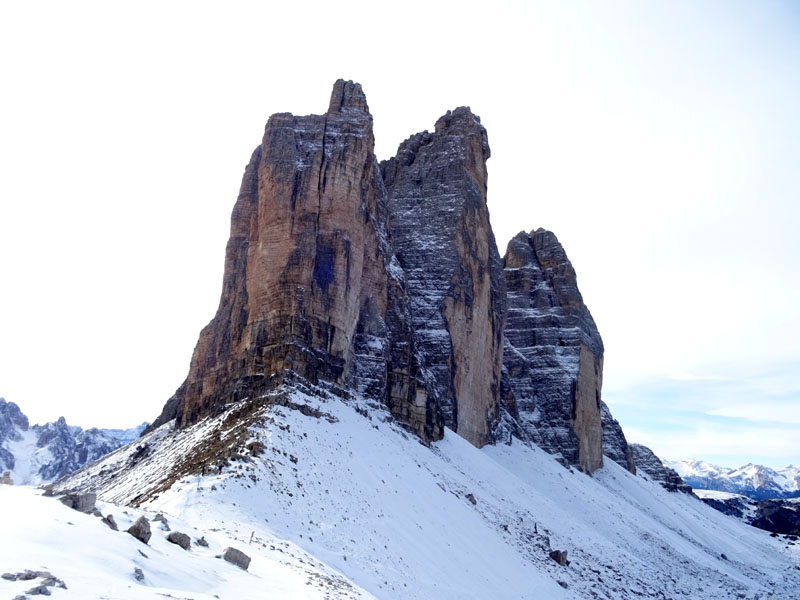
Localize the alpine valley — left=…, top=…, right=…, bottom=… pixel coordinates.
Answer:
left=2, top=81, right=798, bottom=600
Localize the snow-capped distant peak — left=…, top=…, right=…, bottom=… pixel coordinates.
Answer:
left=0, top=398, right=147, bottom=485
left=663, top=457, right=800, bottom=500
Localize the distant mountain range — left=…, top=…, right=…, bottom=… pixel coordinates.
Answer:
left=664, top=458, right=800, bottom=500
left=0, top=397, right=147, bottom=485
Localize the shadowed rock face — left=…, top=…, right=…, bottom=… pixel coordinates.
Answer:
left=149, top=80, right=443, bottom=442
left=502, top=229, right=620, bottom=474
left=630, top=444, right=690, bottom=493
left=381, top=108, right=506, bottom=448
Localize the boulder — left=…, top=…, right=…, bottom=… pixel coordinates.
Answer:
left=549, top=549, right=570, bottom=566
left=59, top=492, right=96, bottom=513
left=102, top=514, right=119, bottom=531
left=196, top=536, right=209, bottom=547
left=167, top=531, right=191, bottom=550
left=1, top=471, right=13, bottom=485
left=126, top=516, right=152, bottom=544
left=222, top=547, right=251, bottom=570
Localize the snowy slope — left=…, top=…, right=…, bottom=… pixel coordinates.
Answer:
left=54, top=388, right=800, bottom=600
left=666, top=458, right=800, bottom=499
left=0, top=484, right=372, bottom=599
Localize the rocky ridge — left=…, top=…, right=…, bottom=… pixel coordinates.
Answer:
left=630, top=443, right=693, bottom=494
left=146, top=80, right=630, bottom=472
left=0, top=397, right=146, bottom=485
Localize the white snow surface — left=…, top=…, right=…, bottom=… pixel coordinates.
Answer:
left=21, top=388, right=800, bottom=599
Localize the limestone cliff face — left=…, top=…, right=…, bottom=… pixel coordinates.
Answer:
left=148, top=80, right=634, bottom=468
left=149, top=80, right=443, bottom=442
left=502, top=229, right=608, bottom=473
left=381, top=108, right=506, bottom=448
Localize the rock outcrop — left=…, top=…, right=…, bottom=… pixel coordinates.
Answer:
left=501, top=229, right=618, bottom=473
left=382, top=108, right=506, bottom=447
left=127, top=516, right=152, bottom=544
left=630, top=444, right=692, bottom=493
left=144, top=80, right=632, bottom=466
left=601, top=402, right=636, bottom=473
left=148, top=80, right=442, bottom=443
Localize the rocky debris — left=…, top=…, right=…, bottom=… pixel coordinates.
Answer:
left=2, top=570, right=67, bottom=594
left=222, top=547, right=251, bottom=570
left=133, top=567, right=144, bottom=582
left=126, top=516, right=152, bottom=544
left=59, top=492, right=96, bottom=513
left=42, top=483, right=54, bottom=496
left=549, top=549, right=570, bottom=566
left=382, top=106, right=506, bottom=448
left=196, top=536, right=209, bottom=547
left=25, top=584, right=51, bottom=596
left=167, top=531, right=191, bottom=550
left=630, top=444, right=692, bottom=493
left=102, top=514, right=119, bottom=530
left=502, top=229, right=622, bottom=474
left=465, top=493, right=477, bottom=505
left=1, top=470, right=13, bottom=485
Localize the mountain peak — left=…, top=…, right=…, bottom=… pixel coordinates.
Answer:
left=327, top=79, right=369, bottom=114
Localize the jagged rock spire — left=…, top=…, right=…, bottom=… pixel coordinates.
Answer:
left=328, top=79, right=369, bottom=114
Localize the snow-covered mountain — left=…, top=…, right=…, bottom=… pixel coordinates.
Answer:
left=48, top=386, right=800, bottom=599
left=665, top=458, right=800, bottom=500
left=0, top=397, right=147, bottom=485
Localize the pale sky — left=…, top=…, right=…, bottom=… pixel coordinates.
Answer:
left=1, top=1, right=798, bottom=468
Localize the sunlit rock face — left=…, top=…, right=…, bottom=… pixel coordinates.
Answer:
left=381, top=108, right=506, bottom=448
left=149, top=80, right=443, bottom=442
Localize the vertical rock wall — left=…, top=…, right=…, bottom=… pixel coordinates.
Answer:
left=147, top=79, right=633, bottom=467
left=502, top=229, right=608, bottom=473
left=382, top=108, right=506, bottom=448
left=149, top=81, right=443, bottom=442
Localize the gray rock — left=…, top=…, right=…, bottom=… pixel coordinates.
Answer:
left=26, top=584, right=51, bottom=596
left=222, top=547, right=251, bottom=570
left=126, top=516, right=151, bottom=544
left=133, top=567, right=144, bottom=582
left=501, top=230, right=607, bottom=473
left=102, top=514, right=118, bottom=530
left=59, top=492, right=96, bottom=513
left=630, top=444, right=693, bottom=494
left=382, top=106, right=506, bottom=448
left=465, top=493, right=477, bottom=505
left=1, top=471, right=13, bottom=485
left=196, top=536, right=209, bottom=547
left=167, top=531, right=191, bottom=550
left=1, top=572, right=17, bottom=581
left=549, top=549, right=569, bottom=566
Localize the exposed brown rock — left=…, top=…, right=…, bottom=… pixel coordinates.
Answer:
left=148, top=80, right=442, bottom=443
